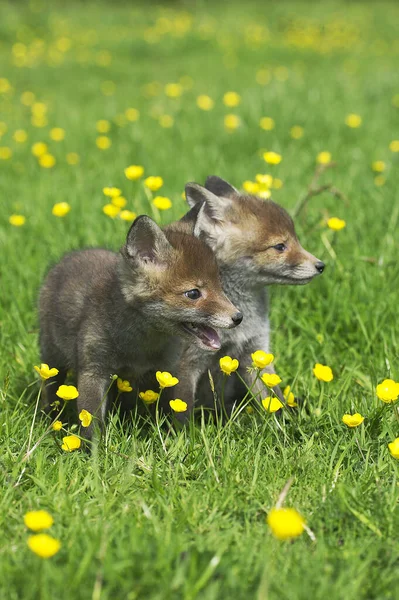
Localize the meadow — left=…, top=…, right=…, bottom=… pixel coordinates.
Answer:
left=1, top=1, right=399, bottom=598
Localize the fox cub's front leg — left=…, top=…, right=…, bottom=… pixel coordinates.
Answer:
left=76, top=371, right=110, bottom=439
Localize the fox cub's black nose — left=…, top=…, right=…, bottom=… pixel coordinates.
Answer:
left=315, top=261, right=325, bottom=274
left=232, top=311, right=243, bottom=326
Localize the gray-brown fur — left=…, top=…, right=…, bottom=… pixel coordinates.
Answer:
left=38, top=215, right=241, bottom=436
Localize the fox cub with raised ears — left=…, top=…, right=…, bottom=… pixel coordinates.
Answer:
left=38, top=215, right=242, bottom=436
left=166, top=175, right=325, bottom=415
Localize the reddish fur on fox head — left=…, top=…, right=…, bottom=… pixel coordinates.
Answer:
left=182, top=176, right=325, bottom=285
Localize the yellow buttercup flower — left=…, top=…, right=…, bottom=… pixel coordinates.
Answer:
left=388, top=438, right=399, bottom=459
left=52, top=420, right=63, bottom=431
left=263, top=151, right=282, bottom=165
left=24, top=510, right=54, bottom=531
left=267, top=507, right=305, bottom=540
left=117, top=378, right=133, bottom=393
left=327, top=217, right=346, bottom=231
left=165, top=83, right=183, bottom=98
left=50, top=127, right=65, bottom=141
left=342, top=413, right=364, bottom=428
left=111, top=196, right=127, bottom=208
left=52, top=202, right=71, bottom=217
left=283, top=386, right=297, bottom=407
left=125, top=165, right=144, bottom=180
left=255, top=174, right=273, bottom=187
left=66, top=152, right=79, bottom=165
left=103, top=203, right=120, bottom=218
left=262, top=396, right=283, bottom=413
left=153, top=196, right=172, bottom=210
left=345, top=113, right=362, bottom=128
left=139, top=390, right=159, bottom=404
left=0, top=77, right=11, bottom=93
left=31, top=142, right=48, bottom=157
left=224, top=114, right=240, bottom=131
left=259, top=117, right=275, bottom=131
left=374, top=175, right=386, bottom=187
left=317, top=151, right=332, bottom=164
left=159, top=115, right=174, bottom=128
left=389, top=140, right=399, bottom=153
left=156, top=371, right=179, bottom=388
left=272, top=178, right=283, bottom=190
left=31, top=102, right=47, bottom=116
left=79, top=409, right=93, bottom=427
left=290, top=125, right=304, bottom=139
left=261, top=373, right=282, bottom=387
left=169, top=399, right=188, bottom=412
left=376, top=379, right=399, bottom=403
left=96, top=119, right=110, bottom=133
left=242, top=181, right=260, bottom=194
left=39, top=153, right=56, bottom=168
left=61, top=435, right=81, bottom=452
left=27, top=534, right=61, bottom=558
left=103, top=187, right=121, bottom=198
left=372, top=160, right=385, bottom=173
left=31, top=116, right=48, bottom=128
left=9, top=214, right=26, bottom=227
left=251, top=350, right=274, bottom=369
left=313, top=363, right=333, bottom=382
left=96, top=136, right=111, bottom=150
left=144, top=176, right=163, bottom=191
left=34, top=363, right=59, bottom=379
left=56, top=385, right=79, bottom=401
left=223, top=91, right=241, bottom=107
left=0, top=147, right=12, bottom=159
left=13, top=129, right=28, bottom=143
left=196, top=95, right=214, bottom=110
left=21, top=91, right=35, bottom=106
left=120, top=210, right=137, bottom=221
left=125, top=108, right=140, bottom=121
left=219, top=356, right=239, bottom=375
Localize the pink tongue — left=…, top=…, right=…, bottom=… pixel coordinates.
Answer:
left=199, top=326, right=221, bottom=350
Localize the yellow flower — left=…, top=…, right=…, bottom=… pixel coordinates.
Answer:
left=156, top=371, right=179, bottom=388
left=144, top=176, right=163, bottom=191
left=61, top=434, right=81, bottom=452
left=117, top=378, right=133, bottom=393
left=0, top=147, right=12, bottom=159
left=103, top=203, right=120, bottom=218
left=263, top=151, right=282, bottom=165
left=159, top=115, right=174, bottom=128
left=376, top=379, right=399, bottom=403
left=96, top=119, right=110, bottom=133
left=52, top=202, right=71, bottom=217
left=39, top=154, right=56, bottom=168
left=31, top=142, right=48, bottom=157
left=125, top=165, right=144, bottom=180
left=284, top=386, right=297, bottom=407
left=342, top=413, right=364, bottom=428
left=56, top=385, right=79, bottom=401
left=196, top=95, right=214, bottom=110
left=103, top=187, right=121, bottom=198
left=345, top=113, right=362, bottom=128
left=372, top=160, right=385, bottom=173
left=256, top=174, right=273, bottom=187
left=9, top=214, right=26, bottom=227
left=261, top=373, right=282, bottom=387
left=27, top=534, right=61, bottom=558
left=21, top=91, right=35, bottom=106
left=374, top=175, right=386, bottom=187
left=119, top=210, right=137, bottom=221
left=290, top=125, right=304, bottom=139
left=223, top=91, right=241, bottom=107
left=242, top=181, right=260, bottom=194
left=111, top=196, right=127, bottom=208
left=267, top=507, right=305, bottom=540
left=50, top=127, right=65, bottom=141
left=52, top=421, right=63, bottom=431
left=317, top=151, right=332, bottom=164
left=34, top=363, right=59, bottom=379
left=388, top=438, right=399, bottom=459
left=258, top=189, right=272, bottom=199
left=251, top=350, right=274, bottom=369
left=224, top=114, right=240, bottom=131
left=153, top=196, right=172, bottom=210
left=219, top=356, right=239, bottom=375
left=96, top=136, right=111, bottom=150
left=31, top=102, right=47, bottom=116
left=139, top=390, right=159, bottom=404
left=169, top=399, right=188, bottom=412
left=13, top=129, right=28, bottom=143
left=313, top=363, right=333, bottom=382
left=125, top=108, right=140, bottom=121
left=165, top=83, right=183, bottom=98
left=31, top=115, right=48, bottom=128
left=24, top=510, right=54, bottom=531
left=389, top=140, right=399, bottom=153
left=327, top=217, right=346, bottom=231
left=259, top=117, right=275, bottom=131
left=262, top=396, right=283, bottom=413
left=0, top=77, right=11, bottom=93
left=79, top=409, right=93, bottom=427
left=272, top=178, right=283, bottom=190
left=66, top=152, right=79, bottom=165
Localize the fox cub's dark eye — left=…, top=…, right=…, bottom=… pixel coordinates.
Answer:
left=184, top=289, right=201, bottom=300
left=273, top=243, right=287, bottom=252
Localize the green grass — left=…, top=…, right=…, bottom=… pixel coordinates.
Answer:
left=1, top=1, right=399, bottom=598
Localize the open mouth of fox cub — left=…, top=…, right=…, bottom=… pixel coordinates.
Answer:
left=181, top=323, right=221, bottom=350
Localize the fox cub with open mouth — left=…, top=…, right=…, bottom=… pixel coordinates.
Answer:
left=166, top=175, right=325, bottom=415
left=38, top=215, right=241, bottom=436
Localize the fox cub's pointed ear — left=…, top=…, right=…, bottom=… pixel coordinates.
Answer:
left=185, top=182, right=231, bottom=221
left=125, top=216, right=172, bottom=265
left=205, top=176, right=238, bottom=199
